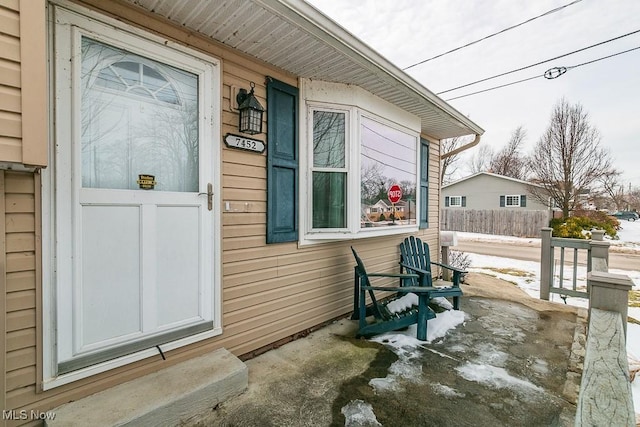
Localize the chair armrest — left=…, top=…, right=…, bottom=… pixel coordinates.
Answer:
left=399, top=262, right=432, bottom=278
left=362, top=285, right=437, bottom=293
left=397, top=286, right=438, bottom=293
left=431, top=261, right=467, bottom=274
left=367, top=272, right=420, bottom=280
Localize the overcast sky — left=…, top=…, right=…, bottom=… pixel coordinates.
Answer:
left=306, top=0, right=640, bottom=186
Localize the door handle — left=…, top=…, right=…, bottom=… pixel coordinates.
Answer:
left=199, top=183, right=213, bottom=211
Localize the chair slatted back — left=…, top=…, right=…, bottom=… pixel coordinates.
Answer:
left=400, top=235, right=432, bottom=274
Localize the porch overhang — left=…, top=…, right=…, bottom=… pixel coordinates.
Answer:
left=117, top=0, right=484, bottom=141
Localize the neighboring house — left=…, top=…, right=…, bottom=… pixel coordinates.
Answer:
left=0, top=0, right=483, bottom=417
left=442, top=172, right=548, bottom=210
left=363, top=200, right=416, bottom=222
left=367, top=200, right=392, bottom=215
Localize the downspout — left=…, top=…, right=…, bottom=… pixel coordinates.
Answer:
left=440, top=133, right=481, bottom=159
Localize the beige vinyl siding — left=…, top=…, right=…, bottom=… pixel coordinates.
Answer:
left=0, top=0, right=21, bottom=162
left=19, top=0, right=47, bottom=166
left=3, top=171, right=38, bottom=411
left=0, top=0, right=47, bottom=167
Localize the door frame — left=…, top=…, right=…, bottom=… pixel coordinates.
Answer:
left=42, top=2, right=222, bottom=389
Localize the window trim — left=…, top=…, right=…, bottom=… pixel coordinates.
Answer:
left=299, top=79, right=421, bottom=244
left=505, top=194, right=522, bottom=207
left=308, top=105, right=351, bottom=233
left=449, top=196, right=463, bottom=207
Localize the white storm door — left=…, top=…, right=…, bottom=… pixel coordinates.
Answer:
left=53, top=12, right=218, bottom=374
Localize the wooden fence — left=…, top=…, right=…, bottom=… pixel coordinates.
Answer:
left=440, top=209, right=550, bottom=237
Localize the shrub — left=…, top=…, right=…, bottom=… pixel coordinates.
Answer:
left=550, top=212, right=618, bottom=239
left=378, top=213, right=386, bottom=221
left=449, top=250, right=471, bottom=283
left=449, top=250, right=472, bottom=270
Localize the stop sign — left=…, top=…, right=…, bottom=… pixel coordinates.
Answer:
left=387, top=184, right=403, bottom=204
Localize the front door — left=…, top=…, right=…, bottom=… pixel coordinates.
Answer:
left=51, top=7, right=220, bottom=376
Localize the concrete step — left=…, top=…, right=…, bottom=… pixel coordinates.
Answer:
left=47, top=348, right=247, bottom=427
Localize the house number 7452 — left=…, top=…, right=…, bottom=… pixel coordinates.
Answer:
left=224, top=133, right=266, bottom=153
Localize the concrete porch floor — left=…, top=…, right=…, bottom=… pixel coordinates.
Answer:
left=191, top=272, right=586, bottom=427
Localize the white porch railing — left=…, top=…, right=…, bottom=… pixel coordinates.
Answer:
left=539, top=227, right=610, bottom=301
left=539, top=227, right=635, bottom=425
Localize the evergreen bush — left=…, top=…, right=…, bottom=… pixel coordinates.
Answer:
left=549, top=210, right=618, bottom=239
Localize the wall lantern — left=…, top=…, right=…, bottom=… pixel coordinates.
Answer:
left=236, top=82, right=264, bottom=135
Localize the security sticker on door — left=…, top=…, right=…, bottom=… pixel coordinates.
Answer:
left=137, top=174, right=157, bottom=190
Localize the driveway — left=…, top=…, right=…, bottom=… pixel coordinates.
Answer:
left=190, top=273, right=584, bottom=426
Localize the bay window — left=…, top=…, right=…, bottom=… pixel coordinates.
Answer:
left=303, top=81, right=421, bottom=242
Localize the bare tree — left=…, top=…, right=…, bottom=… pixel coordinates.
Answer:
left=528, top=99, right=614, bottom=217
left=441, top=135, right=474, bottom=184
left=466, top=144, right=494, bottom=174
left=490, top=125, right=528, bottom=180
left=360, top=162, right=385, bottom=204
left=598, top=169, right=626, bottom=211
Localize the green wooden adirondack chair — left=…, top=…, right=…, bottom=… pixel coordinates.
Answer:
left=399, top=236, right=465, bottom=310
left=350, top=246, right=436, bottom=341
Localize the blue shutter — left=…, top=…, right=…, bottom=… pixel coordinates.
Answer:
left=419, top=138, right=429, bottom=229
left=461, top=196, right=467, bottom=207
left=444, top=196, right=450, bottom=207
left=266, top=78, right=298, bottom=243
left=500, top=195, right=505, bottom=207
left=521, top=195, right=527, bottom=207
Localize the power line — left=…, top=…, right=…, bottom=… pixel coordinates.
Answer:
left=444, top=75, right=542, bottom=101
left=444, top=45, right=640, bottom=101
left=569, top=45, right=640, bottom=68
left=402, top=0, right=583, bottom=70
left=437, top=28, right=640, bottom=95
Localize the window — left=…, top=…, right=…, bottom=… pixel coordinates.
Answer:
left=360, top=117, right=417, bottom=229
left=445, top=196, right=466, bottom=207
left=311, top=109, right=347, bottom=229
left=505, top=195, right=520, bottom=207
left=302, top=83, right=421, bottom=241
left=307, top=108, right=417, bottom=236
left=501, top=195, right=526, bottom=207
left=449, top=196, right=463, bottom=207
left=81, top=38, right=199, bottom=192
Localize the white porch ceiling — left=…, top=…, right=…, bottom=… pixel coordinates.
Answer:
left=121, top=0, right=484, bottom=140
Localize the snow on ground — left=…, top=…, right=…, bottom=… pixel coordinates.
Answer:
left=458, top=218, right=640, bottom=253
left=341, top=400, right=382, bottom=427
left=614, top=219, right=640, bottom=251
left=356, top=223, right=640, bottom=419
left=458, top=224, right=640, bottom=419
left=364, top=310, right=466, bottom=395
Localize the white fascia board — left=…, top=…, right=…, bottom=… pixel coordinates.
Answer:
left=254, top=0, right=484, bottom=137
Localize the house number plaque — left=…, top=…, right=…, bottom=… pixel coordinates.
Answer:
left=224, top=133, right=265, bottom=153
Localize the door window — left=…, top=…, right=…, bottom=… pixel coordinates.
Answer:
left=81, top=38, right=199, bottom=192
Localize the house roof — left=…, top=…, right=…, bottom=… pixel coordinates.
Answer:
left=443, top=172, right=544, bottom=189
left=119, top=0, right=484, bottom=140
